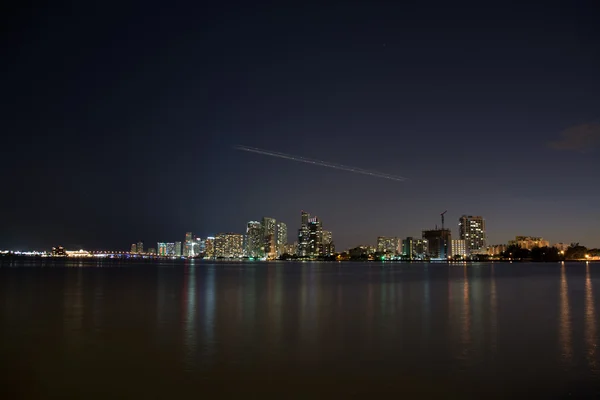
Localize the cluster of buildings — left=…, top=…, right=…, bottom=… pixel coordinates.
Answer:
left=370, top=215, right=486, bottom=260
left=126, top=211, right=334, bottom=260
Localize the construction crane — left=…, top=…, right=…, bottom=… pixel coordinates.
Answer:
left=441, top=210, right=447, bottom=230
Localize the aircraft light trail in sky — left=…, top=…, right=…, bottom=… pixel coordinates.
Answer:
left=235, top=145, right=407, bottom=182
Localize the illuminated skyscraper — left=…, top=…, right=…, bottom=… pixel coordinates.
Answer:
left=136, top=241, right=144, bottom=254
left=459, top=215, right=486, bottom=254
left=297, top=211, right=311, bottom=257
left=321, top=230, right=334, bottom=256
left=308, top=216, right=323, bottom=257
left=184, top=232, right=193, bottom=257
left=204, top=237, right=215, bottom=258
left=166, top=242, right=176, bottom=256
left=175, top=241, right=182, bottom=257
left=246, top=221, right=264, bottom=258
left=157, top=242, right=167, bottom=256
left=262, top=217, right=277, bottom=259
left=214, top=233, right=244, bottom=258
left=130, top=243, right=137, bottom=254
left=276, top=222, right=287, bottom=257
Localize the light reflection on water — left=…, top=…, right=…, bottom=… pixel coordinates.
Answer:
left=1, top=261, right=600, bottom=397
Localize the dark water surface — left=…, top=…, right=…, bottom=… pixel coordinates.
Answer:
left=1, top=260, right=600, bottom=398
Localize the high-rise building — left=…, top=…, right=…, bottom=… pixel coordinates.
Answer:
left=262, top=217, right=277, bottom=259
left=422, top=229, right=451, bottom=260
left=175, top=241, right=182, bottom=257
left=308, top=216, right=323, bottom=257
left=276, top=222, right=287, bottom=257
left=137, top=241, right=144, bottom=254
left=377, top=237, right=400, bottom=256
left=459, top=215, right=486, bottom=254
left=297, top=211, right=310, bottom=257
left=402, top=237, right=415, bottom=259
left=184, top=232, right=193, bottom=257
left=157, top=242, right=167, bottom=256
left=194, top=237, right=205, bottom=256
left=204, top=237, right=215, bottom=258
left=166, top=242, right=176, bottom=256
left=130, top=243, right=137, bottom=254
left=321, top=230, right=334, bottom=256
left=451, top=239, right=467, bottom=259
left=246, top=221, right=264, bottom=258
left=214, top=233, right=244, bottom=258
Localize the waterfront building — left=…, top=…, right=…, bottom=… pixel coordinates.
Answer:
left=51, top=246, right=67, bottom=257
left=402, top=237, right=415, bottom=259
left=508, top=236, right=550, bottom=250
left=321, top=230, right=334, bottom=256
left=147, top=248, right=156, bottom=255
left=166, top=243, right=176, bottom=256
left=246, top=221, right=264, bottom=258
left=377, top=236, right=401, bottom=256
left=130, top=243, right=137, bottom=254
left=422, top=229, right=451, bottom=260
left=283, top=242, right=298, bottom=255
left=184, top=232, right=193, bottom=257
left=157, top=242, right=167, bottom=256
left=451, top=239, right=467, bottom=259
left=136, top=241, right=144, bottom=254
left=204, top=237, right=215, bottom=258
left=276, top=222, right=287, bottom=257
left=175, top=241, right=182, bottom=257
left=459, top=215, right=486, bottom=254
left=297, top=211, right=311, bottom=256
left=308, top=216, right=323, bottom=257
left=214, top=233, right=244, bottom=258
left=262, top=217, right=277, bottom=259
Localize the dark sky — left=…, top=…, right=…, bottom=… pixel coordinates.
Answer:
left=2, top=1, right=600, bottom=251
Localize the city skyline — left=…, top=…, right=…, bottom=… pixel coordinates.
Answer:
left=1, top=2, right=599, bottom=251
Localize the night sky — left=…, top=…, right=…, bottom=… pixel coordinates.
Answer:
left=2, top=1, right=599, bottom=251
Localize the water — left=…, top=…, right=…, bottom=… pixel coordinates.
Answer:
left=1, top=260, right=599, bottom=398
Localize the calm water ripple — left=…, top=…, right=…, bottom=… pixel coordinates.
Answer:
left=1, top=260, right=600, bottom=398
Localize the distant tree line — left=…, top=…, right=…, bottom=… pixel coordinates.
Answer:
left=499, top=243, right=596, bottom=261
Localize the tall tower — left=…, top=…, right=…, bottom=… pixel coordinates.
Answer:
left=246, top=221, right=263, bottom=258
left=276, top=222, right=287, bottom=257
left=298, top=211, right=311, bottom=257
left=262, top=217, right=277, bottom=259
left=459, top=215, right=486, bottom=254
left=136, top=240, right=144, bottom=254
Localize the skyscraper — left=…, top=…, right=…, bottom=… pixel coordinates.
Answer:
left=246, top=221, right=264, bottom=258
left=321, top=230, right=334, bottom=256
left=308, top=216, right=323, bottom=257
left=276, top=222, right=287, bottom=257
left=130, top=243, right=137, bottom=254
left=184, top=232, right=193, bottom=257
left=136, top=240, right=144, bottom=254
left=262, top=217, right=277, bottom=259
left=204, top=237, right=215, bottom=258
left=166, top=242, right=176, bottom=256
left=298, top=211, right=311, bottom=257
left=157, top=242, right=167, bottom=256
left=175, top=241, right=182, bottom=257
left=214, top=233, right=244, bottom=258
left=459, top=215, right=486, bottom=254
